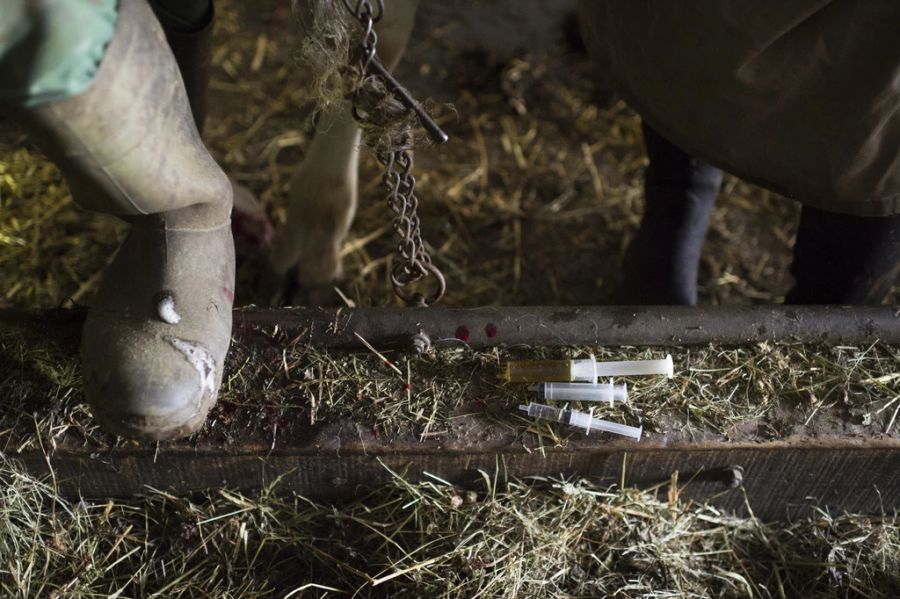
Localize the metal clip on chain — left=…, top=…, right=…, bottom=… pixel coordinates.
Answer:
left=341, top=0, right=448, bottom=306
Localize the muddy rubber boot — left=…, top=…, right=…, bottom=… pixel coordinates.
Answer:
left=154, top=0, right=274, bottom=251
left=12, top=0, right=235, bottom=440
left=786, top=206, right=900, bottom=304
left=154, top=0, right=215, bottom=133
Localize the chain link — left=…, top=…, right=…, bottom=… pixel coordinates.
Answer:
left=341, top=0, right=446, bottom=306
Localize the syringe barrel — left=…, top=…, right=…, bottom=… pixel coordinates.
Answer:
left=594, top=354, right=673, bottom=378
left=504, top=360, right=573, bottom=382
left=539, top=382, right=628, bottom=403
left=518, top=403, right=567, bottom=423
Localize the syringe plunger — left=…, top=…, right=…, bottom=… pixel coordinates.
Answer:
left=592, top=355, right=673, bottom=378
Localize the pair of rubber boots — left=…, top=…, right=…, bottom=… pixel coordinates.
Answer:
left=10, top=0, right=233, bottom=440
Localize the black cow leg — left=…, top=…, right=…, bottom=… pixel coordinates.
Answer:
left=616, top=123, right=722, bottom=305
left=787, top=206, right=899, bottom=304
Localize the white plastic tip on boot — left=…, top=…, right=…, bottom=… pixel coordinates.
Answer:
left=157, top=293, right=182, bottom=324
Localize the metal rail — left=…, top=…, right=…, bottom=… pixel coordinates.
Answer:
left=237, top=305, right=900, bottom=349
left=2, top=305, right=896, bottom=350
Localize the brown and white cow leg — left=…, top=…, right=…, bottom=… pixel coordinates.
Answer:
left=268, top=109, right=362, bottom=304
left=269, top=0, right=419, bottom=306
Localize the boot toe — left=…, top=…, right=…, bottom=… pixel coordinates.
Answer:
left=83, top=330, right=221, bottom=441
left=79, top=218, right=234, bottom=440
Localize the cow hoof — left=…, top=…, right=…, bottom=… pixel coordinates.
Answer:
left=286, top=279, right=347, bottom=308
left=256, top=265, right=346, bottom=307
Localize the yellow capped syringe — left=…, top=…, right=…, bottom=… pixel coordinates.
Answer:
left=503, top=354, right=673, bottom=383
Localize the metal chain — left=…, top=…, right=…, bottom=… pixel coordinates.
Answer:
left=341, top=0, right=447, bottom=306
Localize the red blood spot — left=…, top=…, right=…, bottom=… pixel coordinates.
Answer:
left=455, top=325, right=470, bottom=342
left=222, top=287, right=235, bottom=303
left=403, top=383, right=412, bottom=391
left=485, top=322, right=498, bottom=338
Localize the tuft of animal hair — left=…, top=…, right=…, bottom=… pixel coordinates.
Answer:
left=293, top=0, right=423, bottom=157
left=292, top=0, right=356, bottom=112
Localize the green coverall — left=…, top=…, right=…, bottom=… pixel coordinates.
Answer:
left=0, top=0, right=210, bottom=107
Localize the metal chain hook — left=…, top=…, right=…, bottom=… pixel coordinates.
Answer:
left=341, top=0, right=383, bottom=22
left=341, top=0, right=449, bottom=306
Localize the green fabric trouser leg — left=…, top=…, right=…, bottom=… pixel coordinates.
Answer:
left=0, top=0, right=213, bottom=106
left=0, top=0, right=117, bottom=107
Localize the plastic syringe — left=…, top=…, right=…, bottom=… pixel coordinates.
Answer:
left=518, top=403, right=642, bottom=441
left=504, top=354, right=673, bottom=383
left=532, top=381, right=628, bottom=405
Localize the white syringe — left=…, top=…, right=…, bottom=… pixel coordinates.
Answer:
left=531, top=381, right=628, bottom=405
left=518, top=403, right=642, bottom=441
left=505, top=354, right=673, bottom=383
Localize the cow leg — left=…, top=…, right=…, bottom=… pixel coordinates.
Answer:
left=786, top=207, right=899, bottom=304
left=617, top=123, right=722, bottom=305
left=268, top=109, right=362, bottom=303
left=269, top=0, right=419, bottom=305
